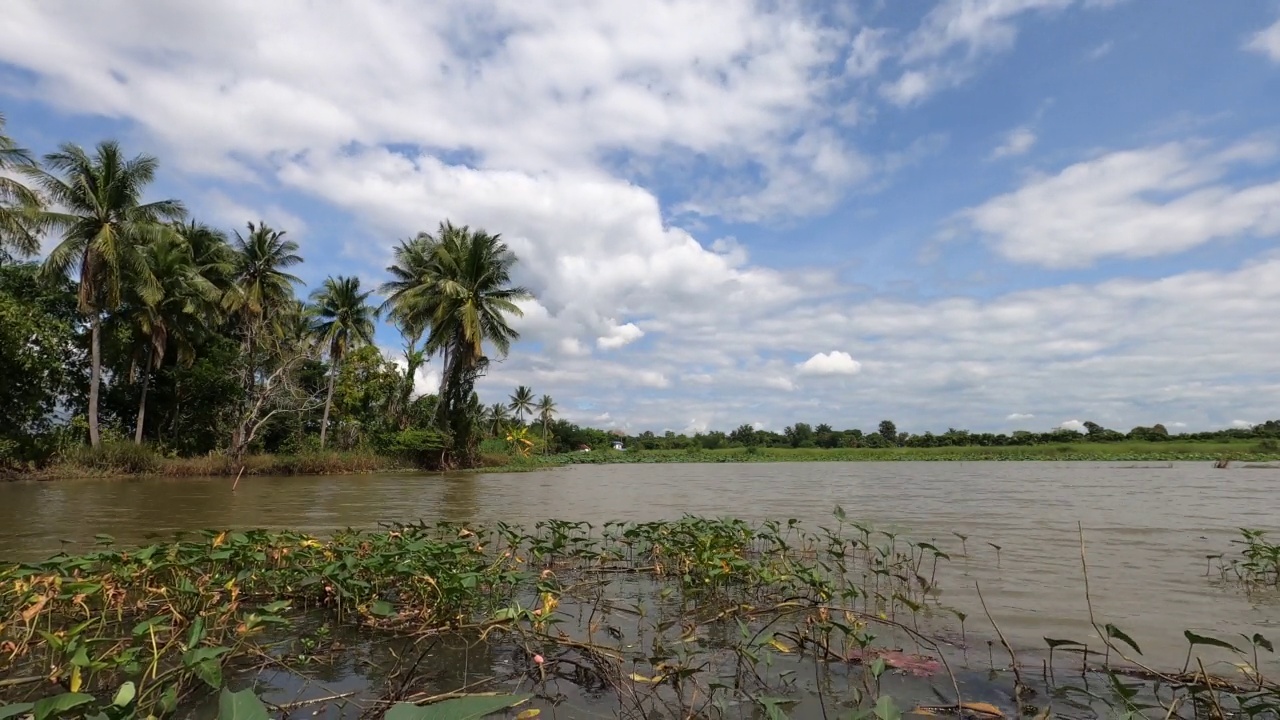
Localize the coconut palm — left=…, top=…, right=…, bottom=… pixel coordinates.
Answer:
left=33, top=140, right=186, bottom=446
left=0, top=113, right=43, bottom=262
left=118, top=234, right=222, bottom=443
left=309, top=276, right=378, bottom=449
left=536, top=394, right=556, bottom=453
left=487, top=402, right=512, bottom=437
left=381, top=221, right=530, bottom=463
left=176, top=220, right=235, bottom=293
left=224, top=222, right=302, bottom=344
left=509, top=385, right=535, bottom=424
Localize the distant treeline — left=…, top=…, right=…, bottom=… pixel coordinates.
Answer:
left=545, top=419, right=1280, bottom=452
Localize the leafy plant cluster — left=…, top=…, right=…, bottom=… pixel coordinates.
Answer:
left=4, top=513, right=1277, bottom=720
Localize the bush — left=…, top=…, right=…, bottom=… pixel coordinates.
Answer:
left=63, top=441, right=160, bottom=474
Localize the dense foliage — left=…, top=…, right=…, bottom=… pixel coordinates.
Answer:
left=0, top=123, right=534, bottom=471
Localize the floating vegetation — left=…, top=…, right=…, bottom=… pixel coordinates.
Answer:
left=1211, top=529, right=1280, bottom=590
left=2, top=512, right=1277, bottom=719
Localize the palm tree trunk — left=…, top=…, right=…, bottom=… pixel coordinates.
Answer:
left=320, top=357, right=338, bottom=449
left=134, top=343, right=154, bottom=444
left=88, top=313, right=102, bottom=448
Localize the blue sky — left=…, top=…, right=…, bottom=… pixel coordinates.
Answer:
left=3, top=0, right=1279, bottom=434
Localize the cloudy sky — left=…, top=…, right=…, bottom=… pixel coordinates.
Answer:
left=3, top=1, right=1279, bottom=435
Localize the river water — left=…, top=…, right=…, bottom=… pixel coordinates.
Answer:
left=2, top=461, right=1277, bottom=670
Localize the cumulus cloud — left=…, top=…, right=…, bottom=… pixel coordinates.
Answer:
left=1246, top=17, right=1280, bottom=62
left=796, top=351, right=863, bottom=376
left=1231, top=419, right=1255, bottom=429
left=963, top=139, right=1280, bottom=267
left=597, top=322, right=645, bottom=350
left=991, top=127, right=1037, bottom=159
left=1058, top=420, right=1086, bottom=431
left=3, top=1, right=1278, bottom=434
left=1006, top=413, right=1035, bottom=421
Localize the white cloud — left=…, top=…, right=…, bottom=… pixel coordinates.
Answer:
left=846, top=27, right=891, bottom=78
left=1246, top=17, right=1280, bottom=62
left=796, top=351, right=863, bottom=376
left=883, top=0, right=1119, bottom=104
left=964, top=139, right=1280, bottom=267
left=1231, top=419, right=1255, bottom=429
left=1006, top=413, right=1035, bottom=421
left=596, top=322, right=645, bottom=350
left=991, top=127, right=1037, bottom=159
left=1058, top=420, right=1086, bottom=431
left=1086, top=40, right=1113, bottom=60
left=763, top=376, right=797, bottom=392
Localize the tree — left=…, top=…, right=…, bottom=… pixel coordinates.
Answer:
left=117, top=233, right=222, bottom=443
left=0, top=263, right=81, bottom=465
left=729, top=424, right=757, bottom=446
left=380, top=221, right=531, bottom=466
left=486, top=402, right=512, bottom=437
left=536, top=394, right=557, bottom=452
left=309, top=276, right=378, bottom=449
left=509, top=385, right=535, bottom=424
left=33, top=141, right=186, bottom=447
left=0, top=113, right=43, bottom=262
left=222, top=223, right=308, bottom=459
left=877, top=420, right=898, bottom=445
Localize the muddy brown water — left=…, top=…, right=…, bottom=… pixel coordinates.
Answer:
left=2, top=461, right=1277, bottom=672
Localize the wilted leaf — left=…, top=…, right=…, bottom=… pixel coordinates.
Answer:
left=384, top=694, right=533, bottom=720
left=913, top=702, right=1004, bottom=719
left=515, top=710, right=540, bottom=720
left=768, top=637, right=796, bottom=653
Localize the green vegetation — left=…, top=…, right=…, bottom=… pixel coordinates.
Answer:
left=2, top=514, right=1275, bottom=719
left=0, top=120, right=535, bottom=474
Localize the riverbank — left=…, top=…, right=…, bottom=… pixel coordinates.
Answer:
left=7, top=439, right=1280, bottom=479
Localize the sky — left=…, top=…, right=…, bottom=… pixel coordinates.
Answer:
left=2, top=0, right=1279, bottom=435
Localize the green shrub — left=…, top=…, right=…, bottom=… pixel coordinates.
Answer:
left=64, top=441, right=160, bottom=474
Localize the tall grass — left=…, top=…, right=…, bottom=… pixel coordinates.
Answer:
left=43, top=442, right=401, bottom=478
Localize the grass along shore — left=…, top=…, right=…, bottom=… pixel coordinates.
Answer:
left=8, top=438, right=1279, bottom=480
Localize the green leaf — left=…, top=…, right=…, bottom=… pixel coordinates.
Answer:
left=384, top=694, right=532, bottom=720
left=218, top=688, right=269, bottom=720
left=112, top=682, right=136, bottom=708
left=1105, top=624, right=1143, bottom=655
left=1251, top=633, right=1274, bottom=653
left=1044, top=637, right=1084, bottom=649
left=370, top=600, right=395, bottom=617
left=194, top=659, right=222, bottom=689
left=0, top=704, right=34, bottom=720
left=755, top=697, right=797, bottom=720
left=32, top=693, right=94, bottom=720
left=874, top=696, right=902, bottom=720
left=1184, top=631, right=1241, bottom=653
left=158, top=686, right=178, bottom=716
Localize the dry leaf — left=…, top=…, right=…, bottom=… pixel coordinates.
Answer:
left=516, top=710, right=541, bottom=719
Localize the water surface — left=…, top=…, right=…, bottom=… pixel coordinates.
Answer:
left=3, top=461, right=1277, bottom=669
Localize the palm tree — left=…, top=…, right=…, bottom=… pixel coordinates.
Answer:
left=33, top=141, right=186, bottom=447
left=380, top=221, right=530, bottom=464
left=509, top=385, right=535, bottom=424
left=536, top=394, right=557, bottom=453
left=487, top=402, right=512, bottom=437
left=0, top=113, right=43, bottom=262
left=224, top=222, right=302, bottom=343
left=118, top=234, right=222, bottom=443
left=223, top=222, right=303, bottom=453
left=309, top=276, right=378, bottom=449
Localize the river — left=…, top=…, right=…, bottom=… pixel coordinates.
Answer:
left=2, top=461, right=1277, bottom=670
